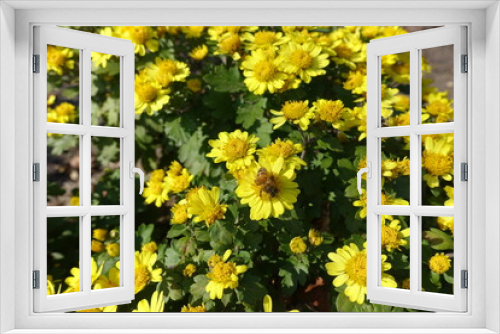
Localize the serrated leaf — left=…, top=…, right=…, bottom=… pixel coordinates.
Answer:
left=236, top=96, right=267, bottom=129
left=423, top=228, right=454, bottom=250
left=190, top=275, right=209, bottom=302
left=167, top=224, right=187, bottom=238
left=137, top=224, right=154, bottom=244
left=165, top=248, right=181, bottom=267
left=203, top=65, right=245, bottom=93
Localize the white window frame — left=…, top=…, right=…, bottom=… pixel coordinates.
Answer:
left=365, top=26, right=467, bottom=312
left=33, top=25, right=136, bottom=312
left=0, top=1, right=499, bottom=333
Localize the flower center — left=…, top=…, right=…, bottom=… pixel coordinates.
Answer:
left=426, top=101, right=450, bottom=116
left=149, top=182, right=163, bottom=195
left=381, top=225, right=400, bottom=249
left=211, top=262, right=237, bottom=282
left=47, top=52, right=66, bottom=66
left=220, top=34, right=241, bottom=54
left=169, top=175, right=190, bottom=193
left=394, top=113, right=410, bottom=126
left=344, top=252, right=367, bottom=286
left=204, top=205, right=226, bottom=225
left=224, top=138, right=248, bottom=158
left=335, top=45, right=353, bottom=59
left=129, top=27, right=150, bottom=44
left=254, top=31, right=276, bottom=45
left=282, top=101, right=309, bottom=120
left=319, top=101, right=343, bottom=123
left=268, top=142, right=294, bottom=158
left=290, top=50, right=313, bottom=69
left=135, top=266, right=151, bottom=289
left=423, top=153, right=453, bottom=176
left=136, top=82, right=158, bottom=102
left=254, top=61, right=276, bottom=82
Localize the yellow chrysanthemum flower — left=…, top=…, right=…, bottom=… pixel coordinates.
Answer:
left=214, top=33, right=243, bottom=60
left=290, top=237, right=307, bottom=254
left=47, top=102, right=78, bottom=124
left=205, top=250, right=247, bottom=300
left=429, top=253, right=452, bottom=274
left=47, top=276, right=61, bottom=296
left=422, top=92, right=454, bottom=123
left=186, top=186, right=228, bottom=227
left=134, top=74, right=171, bottom=115
left=308, top=228, right=324, bottom=246
left=381, top=216, right=410, bottom=252
left=143, top=169, right=167, bottom=208
left=91, top=240, right=104, bottom=253
left=187, top=78, right=202, bottom=93
left=91, top=51, right=113, bottom=69
left=162, top=161, right=194, bottom=197
left=133, top=290, right=165, bottom=312
left=343, top=70, right=367, bottom=95
left=117, top=26, right=159, bottom=56
left=422, top=136, right=454, bottom=188
left=181, top=303, right=206, bottom=312
left=94, top=263, right=120, bottom=290
left=92, top=228, right=108, bottom=242
left=142, top=242, right=158, bottom=253
left=325, top=243, right=397, bottom=304
left=437, top=186, right=455, bottom=235
left=270, top=100, right=315, bottom=131
left=242, top=30, right=289, bottom=51
left=170, top=200, right=190, bottom=225
left=106, top=243, right=120, bottom=257
left=183, top=264, right=197, bottom=277
left=258, top=138, right=306, bottom=170
left=241, top=49, right=288, bottom=95
left=278, top=42, right=329, bottom=83
left=330, top=34, right=366, bottom=70
left=235, top=157, right=300, bottom=221
left=77, top=305, right=118, bottom=313
left=47, top=45, right=75, bottom=75
left=206, top=129, right=259, bottom=170
left=313, top=99, right=355, bottom=131
left=64, top=258, right=103, bottom=293
left=182, top=26, right=205, bottom=38
left=146, top=57, right=190, bottom=86
left=190, top=44, right=209, bottom=61
left=134, top=250, right=163, bottom=294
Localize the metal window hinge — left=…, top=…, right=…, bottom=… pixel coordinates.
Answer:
left=33, top=163, right=40, bottom=182
left=33, top=270, right=40, bottom=289
left=33, top=54, right=40, bottom=73
left=461, top=162, right=468, bottom=181
left=461, top=54, right=468, bottom=73
left=461, top=270, right=468, bottom=289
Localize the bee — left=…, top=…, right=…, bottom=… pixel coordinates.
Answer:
left=255, top=167, right=279, bottom=198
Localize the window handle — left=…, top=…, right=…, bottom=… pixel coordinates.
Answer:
left=129, top=162, right=145, bottom=195
left=357, top=162, right=371, bottom=195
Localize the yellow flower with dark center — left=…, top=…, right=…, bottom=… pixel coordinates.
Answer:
left=279, top=42, right=329, bottom=83
left=146, top=57, right=190, bottom=86
left=142, top=242, right=158, bottom=253
left=134, top=250, right=163, bottom=294
left=183, top=264, right=197, bottom=277
left=429, top=253, right=452, bottom=274
left=270, top=100, right=314, bottom=131
left=64, top=258, right=103, bottom=293
left=215, top=33, right=243, bottom=60
left=106, top=243, right=120, bottom=257
left=325, top=243, right=397, bottom=304
left=290, top=237, right=307, bottom=254
left=381, top=216, right=410, bottom=252
left=143, top=169, right=167, bottom=207
left=187, top=78, right=202, bottom=93
left=205, top=250, right=247, bottom=300
left=422, top=136, right=454, bottom=188
left=207, top=129, right=258, bottom=170
left=242, top=30, right=289, bottom=51
left=189, top=44, right=209, bottom=61
left=258, top=138, right=306, bottom=170
left=186, top=187, right=227, bottom=227
left=47, top=45, right=75, bottom=75
left=134, top=74, right=171, bottom=115
left=117, top=26, right=159, bottom=56
left=235, top=157, right=300, bottom=221
left=170, top=200, right=190, bottom=225
left=181, top=303, right=206, bottom=312
left=133, top=291, right=165, bottom=312
left=308, top=228, right=324, bottom=246
left=242, top=49, right=288, bottom=95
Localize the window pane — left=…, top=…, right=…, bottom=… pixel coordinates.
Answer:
left=380, top=215, right=410, bottom=290
left=421, top=45, right=454, bottom=124
left=47, top=134, right=80, bottom=206
left=91, top=137, right=121, bottom=205
left=381, top=136, right=410, bottom=205
left=381, top=51, right=410, bottom=127
left=47, top=217, right=80, bottom=295
left=91, top=52, right=121, bottom=127
left=421, top=133, right=454, bottom=206
left=421, top=216, right=454, bottom=295
left=47, top=45, right=80, bottom=124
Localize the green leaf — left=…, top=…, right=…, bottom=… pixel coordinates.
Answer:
left=203, top=65, right=245, bottom=93
left=423, top=228, right=454, bottom=250
left=336, top=292, right=357, bottom=312
left=443, top=271, right=454, bottom=285
left=253, top=119, right=273, bottom=147
left=430, top=270, right=441, bottom=285
left=167, top=224, right=187, bottom=238
left=236, top=96, right=267, bottom=129
left=137, top=224, right=154, bottom=244
left=209, top=221, right=233, bottom=250
left=194, top=230, right=211, bottom=243
left=165, top=248, right=181, bottom=267
left=238, top=274, right=267, bottom=309
left=178, top=127, right=210, bottom=176
left=190, top=275, right=209, bottom=302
